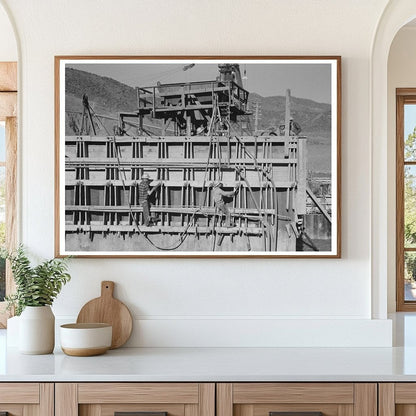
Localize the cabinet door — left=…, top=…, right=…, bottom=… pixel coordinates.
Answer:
left=55, top=383, right=215, bottom=416
left=0, top=383, right=53, bottom=416
left=217, top=383, right=377, bottom=416
left=379, top=383, right=416, bottom=416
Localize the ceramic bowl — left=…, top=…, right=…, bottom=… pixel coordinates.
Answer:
left=60, top=323, right=112, bottom=356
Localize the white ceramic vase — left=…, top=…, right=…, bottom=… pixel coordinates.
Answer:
left=19, top=306, right=55, bottom=354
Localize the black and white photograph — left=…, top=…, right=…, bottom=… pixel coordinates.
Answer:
left=55, top=57, right=341, bottom=257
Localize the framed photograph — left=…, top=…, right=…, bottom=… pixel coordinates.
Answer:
left=55, top=56, right=341, bottom=258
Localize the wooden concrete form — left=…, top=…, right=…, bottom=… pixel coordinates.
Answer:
left=63, top=132, right=300, bottom=252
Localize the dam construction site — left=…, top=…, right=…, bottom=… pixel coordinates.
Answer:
left=64, top=63, right=333, bottom=254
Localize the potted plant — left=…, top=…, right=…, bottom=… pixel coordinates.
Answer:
left=4, top=246, right=71, bottom=354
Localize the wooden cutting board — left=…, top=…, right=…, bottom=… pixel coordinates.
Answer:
left=76, top=281, right=133, bottom=349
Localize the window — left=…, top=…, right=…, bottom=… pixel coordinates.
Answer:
left=0, top=62, right=17, bottom=326
left=396, top=89, right=416, bottom=311
left=0, top=122, right=6, bottom=300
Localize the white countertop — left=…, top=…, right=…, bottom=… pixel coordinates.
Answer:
left=2, top=345, right=416, bottom=382
left=2, top=313, right=416, bottom=382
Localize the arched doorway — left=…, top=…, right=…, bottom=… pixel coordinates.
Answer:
left=371, top=1, right=416, bottom=318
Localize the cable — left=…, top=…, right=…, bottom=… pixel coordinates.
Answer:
left=111, top=135, right=203, bottom=251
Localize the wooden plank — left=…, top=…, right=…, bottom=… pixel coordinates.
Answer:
left=23, top=404, right=38, bottom=416
left=337, top=404, right=353, bottom=416
left=55, top=383, right=78, bottom=416
left=297, top=138, right=307, bottom=215
left=0, top=383, right=39, bottom=403
left=185, top=403, right=199, bottom=416
left=65, top=135, right=299, bottom=145
left=5, top=117, right=17, bottom=293
left=216, top=384, right=233, bottom=416
left=284, top=89, right=290, bottom=157
left=0, top=62, right=17, bottom=91
left=39, top=383, right=54, bottom=416
left=395, top=383, right=416, bottom=403
left=354, top=383, right=377, bottom=416
left=396, top=404, right=416, bottom=416
left=54, top=56, right=61, bottom=258
left=64, top=180, right=295, bottom=189
left=397, top=93, right=407, bottom=311
left=232, top=383, right=354, bottom=404
left=80, top=404, right=101, bottom=416
left=239, top=405, right=253, bottom=416
left=78, top=383, right=199, bottom=404
left=397, top=88, right=416, bottom=96
left=65, top=205, right=275, bottom=215
left=65, top=157, right=296, bottom=166
left=199, top=384, right=215, bottom=416
left=0, top=92, right=16, bottom=120
left=379, top=383, right=395, bottom=416
left=335, top=55, right=342, bottom=259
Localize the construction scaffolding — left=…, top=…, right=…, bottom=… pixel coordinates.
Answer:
left=64, top=65, right=317, bottom=252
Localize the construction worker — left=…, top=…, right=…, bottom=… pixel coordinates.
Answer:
left=212, top=181, right=238, bottom=227
left=289, top=117, right=302, bottom=135
left=279, top=117, right=302, bottom=136
left=138, top=173, right=161, bottom=226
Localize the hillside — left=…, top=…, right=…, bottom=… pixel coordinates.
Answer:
left=65, top=67, right=332, bottom=173
left=248, top=93, right=331, bottom=139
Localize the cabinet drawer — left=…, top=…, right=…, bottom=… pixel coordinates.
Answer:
left=217, top=383, right=376, bottom=416
left=56, top=383, right=215, bottom=416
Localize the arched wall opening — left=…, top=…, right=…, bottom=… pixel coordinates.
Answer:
left=372, top=1, right=416, bottom=319
left=387, top=20, right=416, bottom=313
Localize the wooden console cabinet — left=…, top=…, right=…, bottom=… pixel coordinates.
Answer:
left=5, top=381, right=416, bottom=416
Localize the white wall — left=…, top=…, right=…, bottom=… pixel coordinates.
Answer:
left=0, top=0, right=394, bottom=347
left=387, top=26, right=416, bottom=312
left=0, top=3, right=16, bottom=61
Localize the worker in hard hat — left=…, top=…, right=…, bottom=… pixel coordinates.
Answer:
left=138, top=173, right=161, bottom=226
left=212, top=181, right=238, bottom=227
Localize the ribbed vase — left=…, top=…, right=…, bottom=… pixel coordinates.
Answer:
left=19, top=306, right=55, bottom=354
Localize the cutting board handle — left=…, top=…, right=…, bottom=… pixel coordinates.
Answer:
left=101, top=281, right=115, bottom=298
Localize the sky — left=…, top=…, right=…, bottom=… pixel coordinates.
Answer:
left=67, top=61, right=333, bottom=104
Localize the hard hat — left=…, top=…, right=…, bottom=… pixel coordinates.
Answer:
left=142, top=173, right=150, bottom=180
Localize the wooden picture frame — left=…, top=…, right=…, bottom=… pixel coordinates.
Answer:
left=55, top=56, right=341, bottom=258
